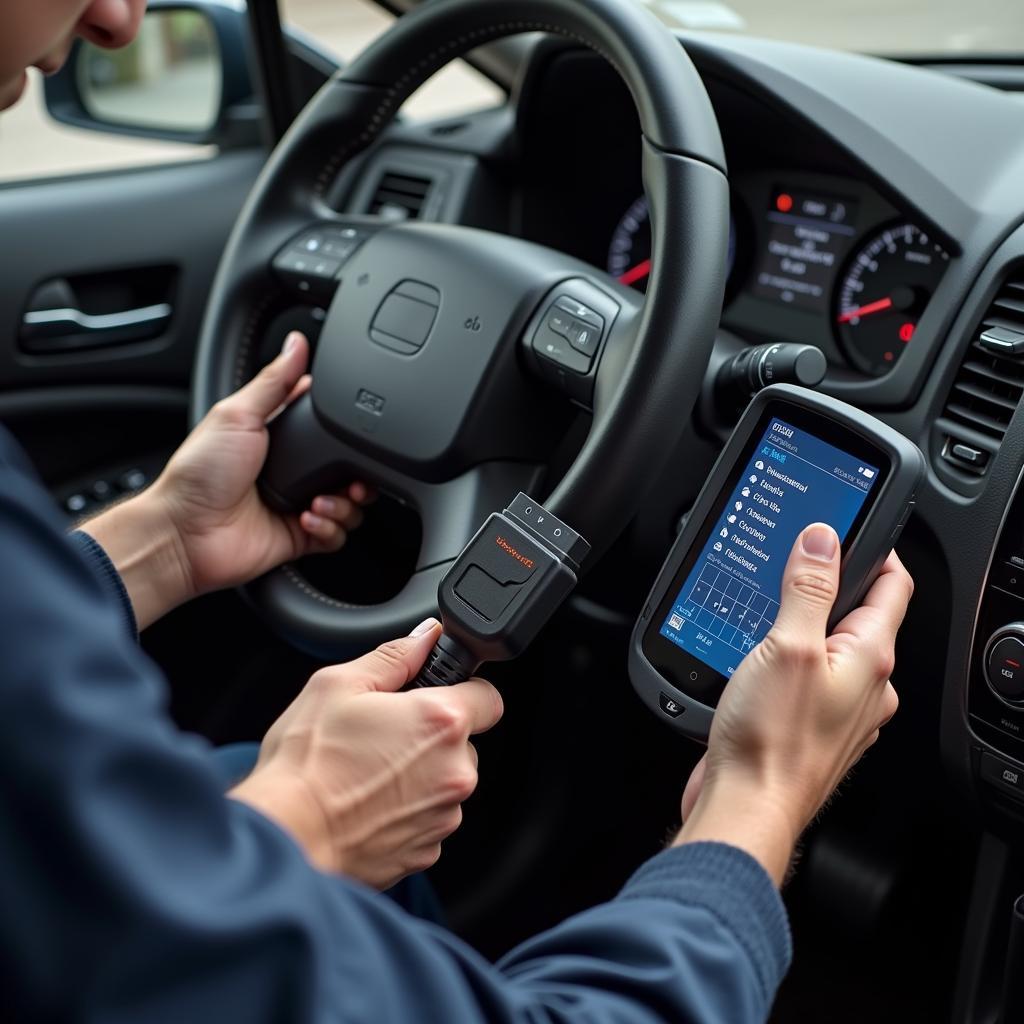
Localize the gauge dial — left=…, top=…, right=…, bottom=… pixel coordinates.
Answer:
left=608, top=196, right=653, bottom=287
left=608, top=196, right=736, bottom=292
left=835, top=223, right=949, bottom=376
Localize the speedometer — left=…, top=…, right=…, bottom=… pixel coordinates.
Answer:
left=834, top=223, right=949, bottom=376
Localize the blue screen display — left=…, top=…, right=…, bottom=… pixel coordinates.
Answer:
left=659, top=417, right=879, bottom=679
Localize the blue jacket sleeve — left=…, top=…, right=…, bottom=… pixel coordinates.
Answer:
left=0, top=427, right=790, bottom=1024
left=67, top=529, right=139, bottom=641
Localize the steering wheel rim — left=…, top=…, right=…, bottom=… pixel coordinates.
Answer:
left=192, top=0, right=729, bottom=657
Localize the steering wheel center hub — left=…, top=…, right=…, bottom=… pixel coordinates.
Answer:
left=312, top=221, right=571, bottom=480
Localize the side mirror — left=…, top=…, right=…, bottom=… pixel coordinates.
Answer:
left=44, top=1, right=260, bottom=147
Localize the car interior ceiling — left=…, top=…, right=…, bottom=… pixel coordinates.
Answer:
left=5, top=2, right=1024, bottom=1021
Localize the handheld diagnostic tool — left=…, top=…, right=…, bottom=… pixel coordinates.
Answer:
left=630, top=384, right=924, bottom=740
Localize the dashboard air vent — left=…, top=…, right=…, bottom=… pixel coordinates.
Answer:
left=368, top=171, right=434, bottom=221
left=938, top=272, right=1024, bottom=477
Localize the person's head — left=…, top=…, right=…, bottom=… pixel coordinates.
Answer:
left=0, top=0, right=145, bottom=111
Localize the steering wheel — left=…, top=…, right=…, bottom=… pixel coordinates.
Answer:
left=192, top=0, right=728, bottom=657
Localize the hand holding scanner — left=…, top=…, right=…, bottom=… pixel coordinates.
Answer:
left=629, top=384, right=924, bottom=740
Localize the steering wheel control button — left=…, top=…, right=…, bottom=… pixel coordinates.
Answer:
left=369, top=281, right=440, bottom=356
left=278, top=252, right=341, bottom=278
left=979, top=751, right=1024, bottom=800
left=320, top=227, right=369, bottom=261
left=568, top=320, right=600, bottom=356
left=555, top=295, right=605, bottom=331
left=533, top=325, right=592, bottom=375
left=274, top=250, right=342, bottom=300
left=273, top=225, right=372, bottom=300
left=547, top=310, right=572, bottom=337
left=658, top=692, right=685, bottom=718
left=524, top=280, right=622, bottom=404
left=533, top=294, right=610, bottom=375
left=986, top=632, right=1024, bottom=704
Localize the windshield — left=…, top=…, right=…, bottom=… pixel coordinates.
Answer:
left=640, top=0, right=1024, bottom=56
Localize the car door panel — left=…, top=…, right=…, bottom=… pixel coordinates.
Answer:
left=0, top=150, right=264, bottom=396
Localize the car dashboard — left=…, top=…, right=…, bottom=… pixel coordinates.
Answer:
left=319, top=25, right=1024, bottom=1017
left=340, top=30, right=1024, bottom=773
left=514, top=49, right=956, bottom=382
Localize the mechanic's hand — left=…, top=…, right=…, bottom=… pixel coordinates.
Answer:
left=230, top=620, right=504, bottom=889
left=675, top=523, right=912, bottom=884
left=155, top=331, right=371, bottom=595
left=81, top=332, right=372, bottom=628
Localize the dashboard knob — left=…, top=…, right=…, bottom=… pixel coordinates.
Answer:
left=984, top=626, right=1024, bottom=705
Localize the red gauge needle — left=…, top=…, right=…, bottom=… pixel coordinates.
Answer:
left=837, top=296, right=893, bottom=324
left=619, top=258, right=652, bottom=287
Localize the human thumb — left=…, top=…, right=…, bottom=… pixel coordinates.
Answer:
left=337, top=619, right=443, bottom=694
left=771, top=523, right=840, bottom=641
left=229, top=331, right=310, bottom=421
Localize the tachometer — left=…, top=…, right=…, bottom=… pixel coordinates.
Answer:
left=608, top=196, right=736, bottom=292
left=834, top=223, right=949, bottom=376
left=608, top=196, right=653, bottom=287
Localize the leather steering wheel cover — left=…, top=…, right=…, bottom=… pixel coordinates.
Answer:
left=338, top=0, right=725, bottom=169
left=191, top=0, right=728, bottom=655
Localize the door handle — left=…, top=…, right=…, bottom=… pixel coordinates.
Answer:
left=20, top=302, right=173, bottom=354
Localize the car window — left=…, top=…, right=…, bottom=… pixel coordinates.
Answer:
left=0, top=12, right=219, bottom=186
left=0, top=81, right=216, bottom=190
left=0, top=1, right=502, bottom=187
left=280, top=0, right=503, bottom=120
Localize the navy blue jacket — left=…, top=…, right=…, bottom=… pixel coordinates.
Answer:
left=0, top=425, right=791, bottom=1022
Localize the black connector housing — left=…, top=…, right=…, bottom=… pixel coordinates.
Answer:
left=411, top=493, right=589, bottom=688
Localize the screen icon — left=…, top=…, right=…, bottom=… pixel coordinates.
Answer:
left=668, top=613, right=684, bottom=630
left=755, top=460, right=765, bottom=470
left=749, top=474, right=758, bottom=483
left=727, top=514, right=737, bottom=524
left=720, top=527, right=728, bottom=538
left=713, top=542, right=723, bottom=552
left=741, top=487, right=750, bottom=497
left=734, top=501, right=742, bottom=511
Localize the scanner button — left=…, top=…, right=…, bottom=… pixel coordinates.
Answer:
left=658, top=692, right=685, bottom=718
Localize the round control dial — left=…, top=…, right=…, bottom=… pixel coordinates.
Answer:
left=984, top=626, right=1024, bottom=705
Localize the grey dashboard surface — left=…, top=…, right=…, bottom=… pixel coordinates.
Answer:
left=510, top=33, right=1024, bottom=409
left=481, top=31, right=1024, bottom=812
